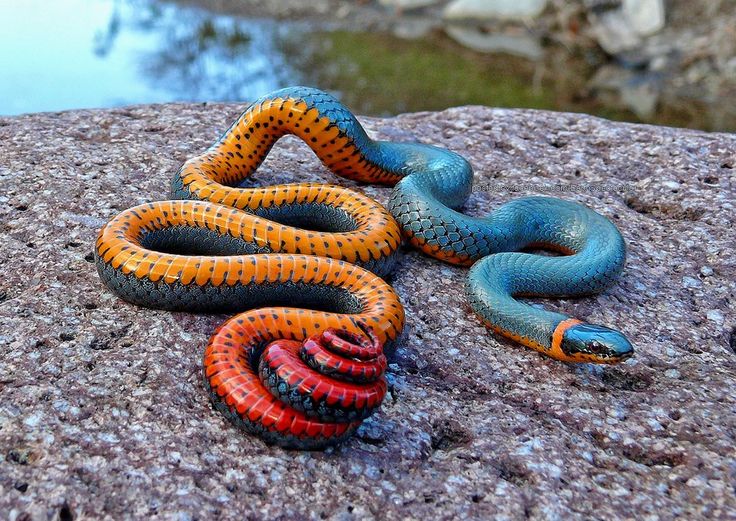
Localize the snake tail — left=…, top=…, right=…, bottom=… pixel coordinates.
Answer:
left=205, top=323, right=387, bottom=449
left=94, top=86, right=412, bottom=448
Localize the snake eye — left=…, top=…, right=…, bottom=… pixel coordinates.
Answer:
left=588, top=341, right=606, bottom=354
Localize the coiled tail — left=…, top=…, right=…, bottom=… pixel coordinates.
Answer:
left=205, top=322, right=388, bottom=449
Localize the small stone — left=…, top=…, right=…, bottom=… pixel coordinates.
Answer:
left=591, top=9, right=642, bottom=54
left=706, top=310, right=724, bottom=324
left=664, top=369, right=681, bottom=379
left=392, top=18, right=435, bottom=40
left=444, top=25, right=543, bottom=59
left=700, top=266, right=713, bottom=277
left=379, top=0, right=440, bottom=10
left=682, top=276, right=701, bottom=289
left=622, top=0, right=665, bottom=37
left=620, top=78, right=660, bottom=118
left=686, top=475, right=707, bottom=488
left=649, top=55, right=670, bottom=71
left=22, top=412, right=43, bottom=428
left=443, top=0, right=548, bottom=21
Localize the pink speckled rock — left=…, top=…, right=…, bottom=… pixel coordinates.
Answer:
left=0, top=102, right=734, bottom=520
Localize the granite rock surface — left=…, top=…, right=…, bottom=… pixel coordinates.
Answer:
left=0, top=103, right=734, bottom=520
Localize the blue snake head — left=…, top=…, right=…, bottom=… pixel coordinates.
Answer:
left=561, top=323, right=634, bottom=363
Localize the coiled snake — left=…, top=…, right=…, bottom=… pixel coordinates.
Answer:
left=95, top=87, right=633, bottom=448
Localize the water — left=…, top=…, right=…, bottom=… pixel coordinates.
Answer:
left=0, top=0, right=295, bottom=113
left=0, top=0, right=731, bottom=131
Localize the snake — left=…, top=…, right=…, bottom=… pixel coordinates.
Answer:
left=95, top=86, right=633, bottom=449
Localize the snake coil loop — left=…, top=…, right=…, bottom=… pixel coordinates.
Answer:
left=260, top=326, right=387, bottom=423
left=205, top=322, right=388, bottom=449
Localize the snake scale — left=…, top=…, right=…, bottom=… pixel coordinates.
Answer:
left=95, top=86, right=633, bottom=449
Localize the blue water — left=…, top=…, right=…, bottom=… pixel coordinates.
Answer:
left=0, top=0, right=296, bottom=115
left=0, top=0, right=728, bottom=131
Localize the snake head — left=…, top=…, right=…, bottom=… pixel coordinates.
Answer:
left=560, top=323, right=634, bottom=364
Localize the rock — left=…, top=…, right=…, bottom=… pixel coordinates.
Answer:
left=619, top=75, right=660, bottom=118
left=590, top=8, right=642, bottom=54
left=589, top=63, right=636, bottom=90
left=1, top=104, right=735, bottom=519
left=682, top=276, right=701, bottom=289
left=583, top=0, right=621, bottom=10
left=622, top=0, right=665, bottom=37
left=707, top=310, right=725, bottom=325
left=444, top=25, right=544, bottom=59
left=590, top=0, right=666, bottom=54
left=443, top=0, right=548, bottom=21
left=725, top=57, right=736, bottom=78
left=664, top=368, right=681, bottom=379
left=662, top=180, right=681, bottom=190
left=588, top=65, right=662, bottom=118
left=379, top=0, right=440, bottom=11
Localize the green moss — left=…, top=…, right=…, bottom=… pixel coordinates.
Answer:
left=278, top=29, right=732, bottom=132
left=283, top=30, right=558, bottom=115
